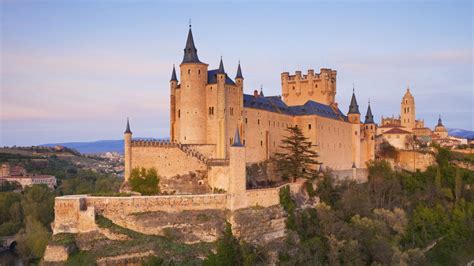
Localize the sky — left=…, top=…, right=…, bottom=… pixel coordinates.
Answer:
left=1, top=0, right=472, bottom=146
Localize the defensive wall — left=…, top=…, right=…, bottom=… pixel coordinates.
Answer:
left=52, top=181, right=303, bottom=235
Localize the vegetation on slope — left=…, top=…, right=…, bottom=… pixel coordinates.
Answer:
left=277, top=151, right=474, bottom=265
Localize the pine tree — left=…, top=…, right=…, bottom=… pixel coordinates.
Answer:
left=274, top=126, right=319, bottom=182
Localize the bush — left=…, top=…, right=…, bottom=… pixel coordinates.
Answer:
left=129, top=167, right=160, bottom=195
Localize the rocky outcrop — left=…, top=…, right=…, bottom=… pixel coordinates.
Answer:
left=230, top=205, right=287, bottom=246
left=106, top=209, right=227, bottom=244
left=43, top=244, right=75, bottom=264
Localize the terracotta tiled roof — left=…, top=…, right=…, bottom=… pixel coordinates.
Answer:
left=378, top=123, right=402, bottom=128
left=383, top=127, right=411, bottom=135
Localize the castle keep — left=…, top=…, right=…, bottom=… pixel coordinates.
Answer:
left=123, top=26, right=376, bottom=191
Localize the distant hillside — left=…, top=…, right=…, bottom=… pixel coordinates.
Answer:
left=41, top=137, right=169, bottom=154
left=448, top=128, right=474, bottom=139
left=42, top=140, right=124, bottom=154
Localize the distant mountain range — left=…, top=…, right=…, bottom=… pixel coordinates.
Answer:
left=448, top=128, right=474, bottom=139
left=41, top=129, right=472, bottom=155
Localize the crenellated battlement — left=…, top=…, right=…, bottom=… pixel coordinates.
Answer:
left=131, top=139, right=177, bottom=147
left=282, top=68, right=337, bottom=82
left=281, top=68, right=337, bottom=106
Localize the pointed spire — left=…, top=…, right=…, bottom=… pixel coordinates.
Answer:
left=348, top=88, right=360, bottom=114
left=259, top=86, right=264, bottom=97
left=124, top=118, right=132, bottom=134
left=437, top=114, right=443, bottom=126
left=235, top=61, right=243, bottom=79
left=217, top=56, right=225, bottom=74
left=182, top=26, right=201, bottom=64
left=170, top=65, right=178, bottom=82
left=364, top=101, right=374, bottom=124
left=232, top=127, right=243, bottom=147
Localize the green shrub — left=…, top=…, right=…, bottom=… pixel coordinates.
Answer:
left=129, top=167, right=160, bottom=195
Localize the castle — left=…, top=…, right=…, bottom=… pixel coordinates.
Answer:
left=123, top=25, right=376, bottom=192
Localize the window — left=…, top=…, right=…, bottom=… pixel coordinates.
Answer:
left=292, top=86, right=295, bottom=90
left=198, top=70, right=201, bottom=75
left=355, top=131, right=358, bottom=135
left=243, top=139, right=246, bottom=145
left=258, top=119, right=260, bottom=125
left=188, top=69, right=190, bottom=74
left=178, top=109, right=180, bottom=118
left=315, top=84, right=318, bottom=88
left=245, top=118, right=248, bottom=124
left=230, top=138, right=233, bottom=144
left=308, top=124, right=312, bottom=130
left=230, top=107, right=234, bottom=116
left=260, top=140, right=263, bottom=146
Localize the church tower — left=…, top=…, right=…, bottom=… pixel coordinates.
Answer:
left=401, top=87, right=415, bottom=131
left=347, top=89, right=361, bottom=168
left=178, top=25, right=209, bottom=144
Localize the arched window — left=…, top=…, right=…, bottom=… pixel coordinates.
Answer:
left=188, top=69, right=190, bottom=75
left=308, top=124, right=312, bottom=130
left=178, top=110, right=180, bottom=118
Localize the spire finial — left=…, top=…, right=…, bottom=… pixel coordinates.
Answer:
left=235, top=60, right=243, bottom=79
left=170, top=64, right=178, bottom=82
left=217, top=56, right=225, bottom=74
left=189, top=19, right=191, bottom=28
left=124, top=117, right=132, bottom=134
left=353, top=83, right=355, bottom=93
left=232, top=127, right=243, bottom=147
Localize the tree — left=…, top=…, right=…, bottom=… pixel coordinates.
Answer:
left=129, top=167, right=160, bottom=195
left=274, top=126, right=319, bottom=182
left=204, top=222, right=242, bottom=266
left=454, top=168, right=462, bottom=205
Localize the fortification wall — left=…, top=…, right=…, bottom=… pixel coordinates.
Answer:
left=246, top=188, right=280, bottom=208
left=53, top=194, right=228, bottom=234
left=130, top=145, right=206, bottom=178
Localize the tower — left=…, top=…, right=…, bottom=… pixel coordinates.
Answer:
left=434, top=114, right=448, bottom=138
left=348, top=89, right=361, bottom=167
left=124, top=118, right=132, bottom=181
left=215, top=57, right=227, bottom=159
left=401, top=87, right=415, bottom=131
left=227, top=127, right=247, bottom=210
left=178, top=25, right=209, bottom=144
left=363, top=102, right=376, bottom=163
left=170, top=65, right=178, bottom=142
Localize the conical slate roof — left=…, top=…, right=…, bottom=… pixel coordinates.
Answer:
left=170, top=65, right=178, bottom=82
left=124, top=118, right=132, bottom=134
left=364, top=103, right=374, bottom=124
left=235, top=61, right=243, bottom=79
left=182, top=27, right=201, bottom=64
left=437, top=115, right=443, bottom=126
left=348, top=92, right=360, bottom=114
left=217, top=57, right=225, bottom=74
left=232, top=127, right=243, bottom=147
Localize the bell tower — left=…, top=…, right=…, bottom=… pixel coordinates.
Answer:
left=401, top=87, right=415, bottom=131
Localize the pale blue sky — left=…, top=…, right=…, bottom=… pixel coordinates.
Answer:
left=1, top=0, right=472, bottom=146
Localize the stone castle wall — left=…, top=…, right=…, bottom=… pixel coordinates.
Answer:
left=130, top=144, right=207, bottom=178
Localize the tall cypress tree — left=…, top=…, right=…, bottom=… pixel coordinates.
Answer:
left=274, top=126, right=319, bottom=182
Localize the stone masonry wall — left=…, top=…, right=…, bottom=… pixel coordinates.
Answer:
left=130, top=145, right=207, bottom=178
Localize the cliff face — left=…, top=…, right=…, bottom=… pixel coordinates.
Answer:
left=44, top=204, right=288, bottom=264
